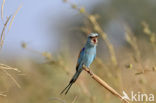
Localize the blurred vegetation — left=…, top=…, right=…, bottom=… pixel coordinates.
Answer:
left=0, top=0, right=156, bottom=103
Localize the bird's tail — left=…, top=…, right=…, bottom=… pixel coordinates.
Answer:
left=60, top=70, right=82, bottom=95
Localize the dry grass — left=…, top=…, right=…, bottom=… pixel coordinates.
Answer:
left=71, top=96, right=78, bottom=103
left=0, top=1, right=22, bottom=49
left=7, top=4, right=22, bottom=33
left=0, top=0, right=156, bottom=103
left=0, top=0, right=22, bottom=98
left=0, top=91, right=7, bottom=97
left=0, top=63, right=20, bottom=72
left=0, top=15, right=11, bottom=49
left=63, top=0, right=117, bottom=66
left=0, top=63, right=21, bottom=88
left=83, top=65, right=129, bottom=103
left=1, top=0, right=5, bottom=21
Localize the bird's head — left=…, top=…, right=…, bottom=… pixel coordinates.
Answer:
left=87, top=33, right=99, bottom=46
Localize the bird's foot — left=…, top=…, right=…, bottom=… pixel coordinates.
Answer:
left=88, top=69, right=93, bottom=76
left=82, top=65, right=94, bottom=76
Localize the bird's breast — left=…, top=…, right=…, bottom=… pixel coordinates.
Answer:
left=83, top=48, right=96, bottom=67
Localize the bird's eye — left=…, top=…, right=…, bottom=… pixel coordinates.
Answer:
left=89, top=36, right=98, bottom=39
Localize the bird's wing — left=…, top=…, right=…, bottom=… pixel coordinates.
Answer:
left=76, top=47, right=85, bottom=71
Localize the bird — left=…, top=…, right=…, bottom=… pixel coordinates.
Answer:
left=60, top=33, right=99, bottom=95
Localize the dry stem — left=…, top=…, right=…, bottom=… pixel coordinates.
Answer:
left=83, top=65, right=129, bottom=103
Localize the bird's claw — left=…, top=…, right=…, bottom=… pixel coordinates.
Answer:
left=88, top=69, right=93, bottom=76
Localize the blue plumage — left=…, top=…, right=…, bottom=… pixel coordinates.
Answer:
left=60, top=33, right=98, bottom=95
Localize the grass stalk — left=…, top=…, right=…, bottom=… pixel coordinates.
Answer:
left=83, top=65, right=129, bottom=103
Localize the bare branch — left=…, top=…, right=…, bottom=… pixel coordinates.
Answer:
left=83, top=65, right=130, bottom=103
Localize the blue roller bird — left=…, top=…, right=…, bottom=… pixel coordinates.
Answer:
left=60, top=33, right=99, bottom=95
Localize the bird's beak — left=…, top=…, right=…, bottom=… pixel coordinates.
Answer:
left=92, top=37, right=98, bottom=44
